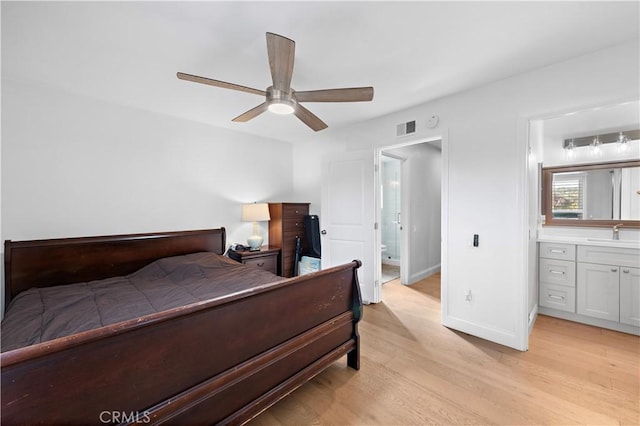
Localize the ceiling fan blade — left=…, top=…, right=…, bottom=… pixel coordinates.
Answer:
left=295, top=87, right=374, bottom=103
left=294, top=104, right=328, bottom=132
left=177, top=72, right=266, bottom=96
left=266, top=32, right=295, bottom=93
left=232, top=102, right=269, bottom=122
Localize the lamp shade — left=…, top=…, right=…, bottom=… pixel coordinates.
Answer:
left=242, top=203, right=271, bottom=222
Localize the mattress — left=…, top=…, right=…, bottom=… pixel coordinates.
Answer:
left=1, top=252, right=284, bottom=352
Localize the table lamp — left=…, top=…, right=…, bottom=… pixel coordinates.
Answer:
left=241, top=203, right=271, bottom=251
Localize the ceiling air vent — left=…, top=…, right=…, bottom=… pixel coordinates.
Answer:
left=396, top=120, right=416, bottom=137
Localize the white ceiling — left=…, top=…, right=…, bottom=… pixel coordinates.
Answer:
left=3, top=1, right=639, bottom=143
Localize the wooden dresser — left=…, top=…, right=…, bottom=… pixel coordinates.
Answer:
left=268, top=202, right=310, bottom=277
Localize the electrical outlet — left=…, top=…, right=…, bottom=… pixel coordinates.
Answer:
left=465, top=290, right=472, bottom=303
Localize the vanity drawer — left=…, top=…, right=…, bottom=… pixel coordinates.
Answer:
left=539, top=258, right=576, bottom=287
left=540, top=283, right=575, bottom=313
left=577, top=245, right=640, bottom=268
left=540, top=242, right=576, bottom=261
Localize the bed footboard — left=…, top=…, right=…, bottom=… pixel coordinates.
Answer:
left=1, top=260, right=362, bottom=425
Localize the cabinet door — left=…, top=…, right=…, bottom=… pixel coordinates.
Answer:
left=577, top=263, right=619, bottom=322
left=620, top=267, right=640, bottom=327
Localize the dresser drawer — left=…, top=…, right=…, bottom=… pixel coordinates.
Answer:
left=243, top=256, right=277, bottom=275
left=539, top=258, right=576, bottom=287
left=283, top=220, right=305, bottom=234
left=282, top=204, right=308, bottom=219
left=540, top=242, right=576, bottom=261
left=540, top=283, right=575, bottom=313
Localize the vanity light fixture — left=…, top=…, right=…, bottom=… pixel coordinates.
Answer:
left=563, top=129, right=639, bottom=152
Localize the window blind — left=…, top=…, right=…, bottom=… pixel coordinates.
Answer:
left=552, top=172, right=585, bottom=219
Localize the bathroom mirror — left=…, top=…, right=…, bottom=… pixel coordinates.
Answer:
left=542, top=160, right=640, bottom=227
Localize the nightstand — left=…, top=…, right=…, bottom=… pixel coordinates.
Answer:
left=228, top=246, right=281, bottom=276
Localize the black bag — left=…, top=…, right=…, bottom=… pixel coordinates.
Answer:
left=303, top=215, right=321, bottom=258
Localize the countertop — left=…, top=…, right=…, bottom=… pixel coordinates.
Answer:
left=538, top=235, right=640, bottom=250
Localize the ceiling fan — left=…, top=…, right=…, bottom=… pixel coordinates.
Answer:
left=177, top=32, right=374, bottom=132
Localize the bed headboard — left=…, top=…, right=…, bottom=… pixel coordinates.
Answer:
left=4, top=228, right=226, bottom=309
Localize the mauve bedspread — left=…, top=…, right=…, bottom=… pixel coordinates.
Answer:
left=1, top=252, right=284, bottom=352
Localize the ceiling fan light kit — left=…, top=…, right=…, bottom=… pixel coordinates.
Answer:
left=177, top=32, right=374, bottom=131
left=268, top=101, right=294, bottom=115
left=266, top=87, right=295, bottom=114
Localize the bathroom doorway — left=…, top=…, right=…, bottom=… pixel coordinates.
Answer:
left=377, top=138, right=442, bottom=291
left=380, top=153, right=404, bottom=283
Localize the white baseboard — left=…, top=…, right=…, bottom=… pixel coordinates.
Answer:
left=406, top=263, right=441, bottom=284
left=538, top=307, right=640, bottom=336
left=442, top=314, right=524, bottom=351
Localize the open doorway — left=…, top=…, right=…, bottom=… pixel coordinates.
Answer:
left=377, top=138, right=442, bottom=294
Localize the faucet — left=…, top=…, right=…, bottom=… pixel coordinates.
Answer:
left=613, top=223, right=624, bottom=240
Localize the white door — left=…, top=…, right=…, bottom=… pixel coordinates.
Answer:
left=321, top=150, right=376, bottom=303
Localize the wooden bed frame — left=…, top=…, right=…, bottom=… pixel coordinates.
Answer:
left=1, top=228, right=362, bottom=425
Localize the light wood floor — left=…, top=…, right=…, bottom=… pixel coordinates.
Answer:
left=250, top=273, right=640, bottom=425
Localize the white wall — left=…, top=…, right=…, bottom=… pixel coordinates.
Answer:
left=0, top=2, right=3, bottom=318
left=1, top=79, right=295, bottom=310
left=299, top=40, right=640, bottom=350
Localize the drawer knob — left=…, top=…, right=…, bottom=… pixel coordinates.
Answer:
left=549, top=294, right=565, bottom=300
left=611, top=268, right=618, bottom=273
left=550, top=249, right=566, bottom=254
left=257, top=262, right=265, bottom=267
left=623, top=269, right=630, bottom=274
left=549, top=270, right=565, bottom=275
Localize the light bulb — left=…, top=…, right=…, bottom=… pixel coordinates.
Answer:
left=591, top=136, right=601, bottom=156
left=565, top=139, right=575, bottom=160
left=618, top=132, right=629, bottom=153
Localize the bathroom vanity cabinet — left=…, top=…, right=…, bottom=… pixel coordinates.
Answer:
left=538, top=240, right=640, bottom=335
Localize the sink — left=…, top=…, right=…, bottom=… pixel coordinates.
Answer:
left=585, top=238, right=640, bottom=247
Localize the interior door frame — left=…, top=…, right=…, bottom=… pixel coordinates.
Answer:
left=374, top=134, right=446, bottom=300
